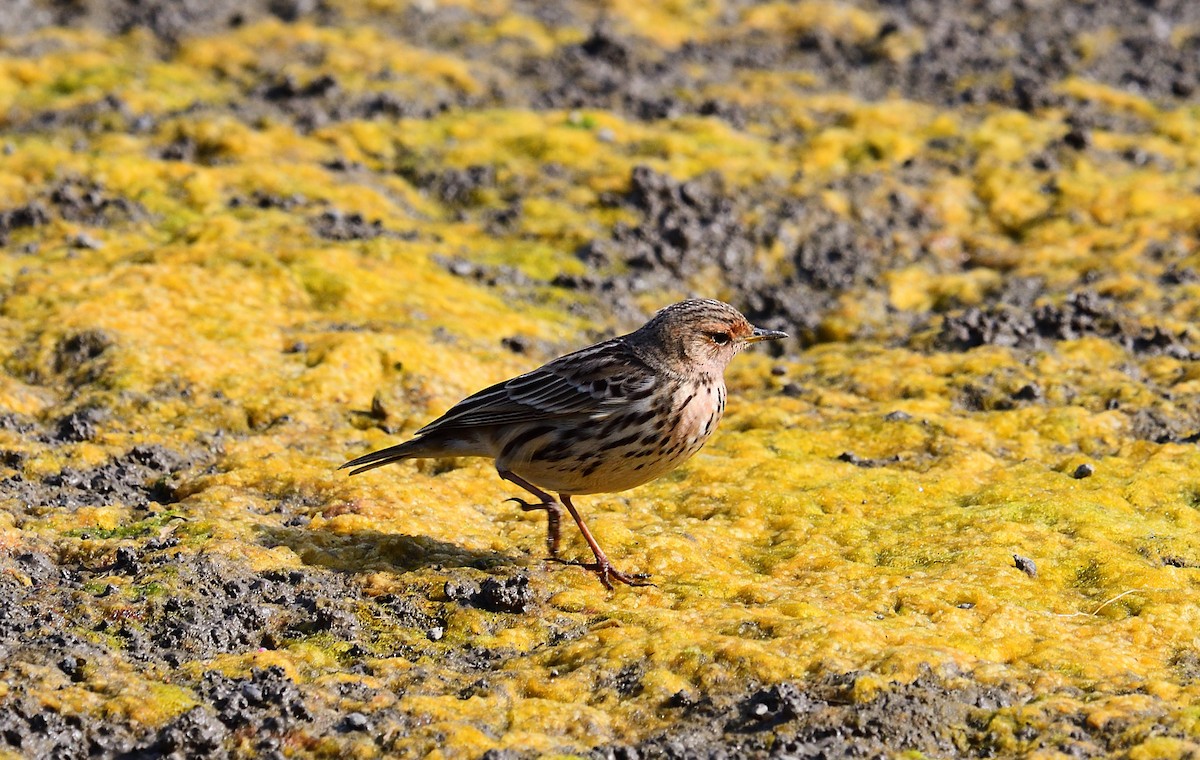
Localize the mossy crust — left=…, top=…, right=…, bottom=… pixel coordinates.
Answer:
left=1, top=0, right=1200, bottom=757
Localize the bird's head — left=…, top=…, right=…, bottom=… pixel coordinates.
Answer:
left=632, top=299, right=788, bottom=376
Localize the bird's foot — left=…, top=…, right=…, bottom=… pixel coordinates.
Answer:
left=552, top=557, right=654, bottom=590
left=506, top=496, right=551, bottom=512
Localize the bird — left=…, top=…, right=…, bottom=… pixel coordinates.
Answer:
left=340, top=299, right=788, bottom=589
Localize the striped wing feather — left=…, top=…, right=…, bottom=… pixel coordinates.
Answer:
left=415, top=338, right=652, bottom=434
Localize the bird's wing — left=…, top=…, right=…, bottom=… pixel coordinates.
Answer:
left=415, top=338, right=655, bottom=434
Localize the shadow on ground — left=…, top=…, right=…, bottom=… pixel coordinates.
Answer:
left=257, top=524, right=519, bottom=574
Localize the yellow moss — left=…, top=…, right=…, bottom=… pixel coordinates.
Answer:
left=180, top=20, right=485, bottom=98
left=181, top=650, right=305, bottom=682
left=64, top=506, right=126, bottom=531
left=1127, top=737, right=1200, bottom=760
left=603, top=0, right=723, bottom=48
left=740, top=2, right=883, bottom=45
left=469, top=13, right=587, bottom=55
left=886, top=266, right=1003, bottom=312
left=0, top=29, right=232, bottom=119
left=99, top=682, right=199, bottom=725
left=1058, top=77, right=1161, bottom=120
left=705, top=70, right=821, bottom=116
left=0, top=375, right=56, bottom=417
left=2, top=10, right=1200, bottom=756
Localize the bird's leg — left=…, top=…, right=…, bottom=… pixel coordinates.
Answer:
left=559, top=494, right=653, bottom=590
left=498, top=470, right=563, bottom=559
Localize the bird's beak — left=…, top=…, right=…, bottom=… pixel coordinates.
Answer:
left=746, top=327, right=789, bottom=343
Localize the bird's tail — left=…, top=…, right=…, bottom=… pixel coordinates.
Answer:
left=339, top=438, right=427, bottom=476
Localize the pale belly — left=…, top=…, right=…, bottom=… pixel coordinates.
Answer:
left=511, top=444, right=692, bottom=495
left=498, top=381, right=726, bottom=496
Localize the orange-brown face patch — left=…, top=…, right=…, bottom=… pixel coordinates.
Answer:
left=696, top=316, right=752, bottom=342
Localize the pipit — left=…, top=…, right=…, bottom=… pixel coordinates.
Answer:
left=341, top=299, right=787, bottom=589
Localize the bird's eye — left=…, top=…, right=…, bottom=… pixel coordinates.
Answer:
left=709, top=332, right=731, bottom=345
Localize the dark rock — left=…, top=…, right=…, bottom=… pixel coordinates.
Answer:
left=1013, top=555, right=1039, bottom=578
left=53, top=407, right=107, bottom=443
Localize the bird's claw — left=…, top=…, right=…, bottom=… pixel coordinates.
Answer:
left=503, top=494, right=645, bottom=589
left=505, top=496, right=552, bottom=512
left=550, top=557, right=654, bottom=590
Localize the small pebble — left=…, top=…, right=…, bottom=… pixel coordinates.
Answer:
left=1013, top=383, right=1041, bottom=401
left=501, top=336, right=529, bottom=354
left=343, top=712, right=369, bottom=731
left=1063, top=128, right=1090, bottom=150
left=1013, top=554, right=1038, bottom=578
left=71, top=233, right=103, bottom=250
left=1072, top=463, right=1094, bottom=479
